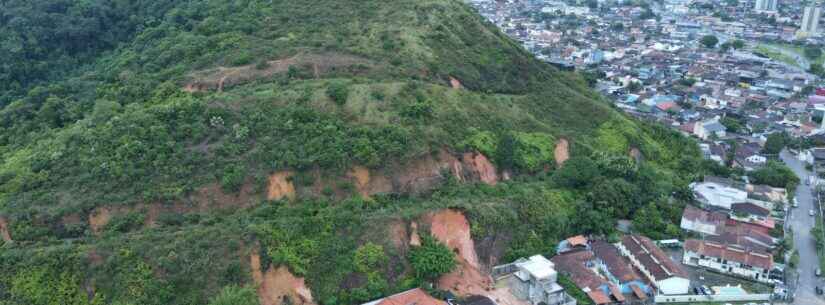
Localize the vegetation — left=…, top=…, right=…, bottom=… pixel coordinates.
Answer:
left=0, top=0, right=707, bottom=304
left=700, top=35, right=719, bottom=48
left=750, top=161, right=799, bottom=189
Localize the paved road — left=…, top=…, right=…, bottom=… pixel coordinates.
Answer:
left=781, top=150, right=825, bottom=305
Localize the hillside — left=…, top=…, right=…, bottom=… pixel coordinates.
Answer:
left=0, top=1, right=708, bottom=305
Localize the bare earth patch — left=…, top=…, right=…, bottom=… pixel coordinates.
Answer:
left=267, top=171, right=296, bottom=201
left=554, top=138, right=570, bottom=166
left=88, top=207, right=113, bottom=235
left=183, top=53, right=371, bottom=92
left=0, top=217, right=11, bottom=242
left=251, top=252, right=315, bottom=305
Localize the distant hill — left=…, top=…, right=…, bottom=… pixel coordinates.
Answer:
left=0, top=1, right=707, bottom=305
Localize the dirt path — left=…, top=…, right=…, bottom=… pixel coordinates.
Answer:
left=0, top=217, right=11, bottom=242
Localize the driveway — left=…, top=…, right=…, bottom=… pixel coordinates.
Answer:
left=781, top=150, right=825, bottom=305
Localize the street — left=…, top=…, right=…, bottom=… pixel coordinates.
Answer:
left=781, top=150, right=825, bottom=305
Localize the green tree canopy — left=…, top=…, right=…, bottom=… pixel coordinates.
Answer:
left=700, top=35, right=719, bottom=48
left=409, top=235, right=456, bottom=281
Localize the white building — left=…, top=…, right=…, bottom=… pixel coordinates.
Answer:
left=616, top=235, right=690, bottom=295
left=683, top=239, right=774, bottom=283
left=691, top=181, right=747, bottom=210
left=754, top=0, right=778, bottom=12
left=496, top=255, right=577, bottom=305
left=800, top=6, right=822, bottom=37
left=694, top=119, right=727, bottom=140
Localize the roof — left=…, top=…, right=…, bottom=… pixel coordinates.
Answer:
left=731, top=202, right=770, bottom=217
left=703, top=121, right=726, bottom=132
left=621, top=235, right=688, bottom=281
left=567, top=235, right=589, bottom=247
left=608, top=284, right=626, bottom=302
left=519, top=255, right=557, bottom=280
left=684, top=239, right=773, bottom=270
left=461, top=296, right=496, bottom=305
left=681, top=205, right=727, bottom=233
left=591, top=240, right=641, bottom=283
left=551, top=250, right=603, bottom=290
left=365, top=289, right=445, bottom=305
left=630, top=284, right=647, bottom=300
left=586, top=291, right=611, bottom=305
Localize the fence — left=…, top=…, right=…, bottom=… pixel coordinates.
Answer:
left=654, top=293, right=773, bottom=303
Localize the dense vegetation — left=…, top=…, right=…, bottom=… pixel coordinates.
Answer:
left=0, top=0, right=707, bottom=304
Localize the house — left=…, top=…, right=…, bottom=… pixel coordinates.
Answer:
left=680, top=205, right=727, bottom=235
left=730, top=202, right=774, bottom=229
left=683, top=239, right=774, bottom=283
left=495, top=255, right=577, bottom=305
left=616, top=235, right=690, bottom=295
left=694, top=118, right=727, bottom=140
left=362, top=289, right=445, bottom=305
left=691, top=181, right=748, bottom=210
left=552, top=250, right=625, bottom=305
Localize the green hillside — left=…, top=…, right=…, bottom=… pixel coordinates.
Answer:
left=0, top=1, right=708, bottom=305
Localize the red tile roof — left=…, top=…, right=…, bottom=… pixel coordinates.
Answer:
left=684, top=239, right=773, bottom=270
left=374, top=289, right=444, bottom=305
left=587, top=290, right=611, bottom=305
left=630, top=284, right=647, bottom=300
left=621, top=235, right=688, bottom=280
left=567, top=235, right=588, bottom=247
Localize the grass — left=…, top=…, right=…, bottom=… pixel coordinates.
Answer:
left=754, top=45, right=800, bottom=68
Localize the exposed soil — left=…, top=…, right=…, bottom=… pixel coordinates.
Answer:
left=458, top=152, right=498, bottom=185
left=347, top=166, right=393, bottom=198
left=427, top=209, right=494, bottom=296
left=0, top=217, right=11, bottom=242
left=409, top=221, right=421, bottom=247
left=90, top=180, right=257, bottom=232
left=183, top=53, right=371, bottom=92
left=251, top=252, right=315, bottom=305
left=450, top=77, right=463, bottom=89
left=394, top=150, right=498, bottom=195
left=427, top=209, right=479, bottom=268
left=389, top=220, right=410, bottom=251
left=555, top=138, right=570, bottom=166
left=629, top=147, right=643, bottom=163
left=88, top=208, right=113, bottom=235
left=267, top=171, right=296, bottom=201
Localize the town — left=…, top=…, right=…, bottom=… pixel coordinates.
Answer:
left=357, top=0, right=825, bottom=305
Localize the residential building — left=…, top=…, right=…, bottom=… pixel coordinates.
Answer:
left=694, top=119, right=727, bottom=140
left=800, top=6, right=822, bottom=36
left=362, top=289, right=445, bottom=305
left=754, top=0, right=778, bottom=12
left=680, top=205, right=727, bottom=235
left=495, top=255, right=577, bottom=305
left=691, top=181, right=748, bottom=210
left=616, top=235, right=690, bottom=295
left=683, top=239, right=774, bottom=283
left=730, top=202, right=774, bottom=229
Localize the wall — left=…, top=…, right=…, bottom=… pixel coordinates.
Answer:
left=654, top=293, right=772, bottom=303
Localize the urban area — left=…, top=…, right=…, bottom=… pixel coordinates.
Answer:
left=360, top=0, right=825, bottom=305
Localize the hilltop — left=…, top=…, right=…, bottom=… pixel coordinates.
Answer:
left=0, top=1, right=708, bottom=305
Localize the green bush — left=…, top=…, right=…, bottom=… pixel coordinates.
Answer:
left=408, top=235, right=455, bottom=281
left=208, top=285, right=259, bottom=305
left=327, top=82, right=350, bottom=105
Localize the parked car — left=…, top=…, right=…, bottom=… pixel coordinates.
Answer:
left=701, top=285, right=711, bottom=295
left=816, top=286, right=823, bottom=295
left=817, top=268, right=822, bottom=277
left=811, top=209, right=816, bottom=216
left=794, top=198, right=799, bottom=208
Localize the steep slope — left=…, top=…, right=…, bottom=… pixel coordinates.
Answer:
left=0, top=1, right=706, bottom=305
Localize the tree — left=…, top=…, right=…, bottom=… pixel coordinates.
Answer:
left=719, top=117, right=743, bottom=134
left=552, top=156, right=600, bottom=189
left=763, top=132, right=788, bottom=155
left=750, top=161, right=800, bottom=189
left=700, top=35, right=719, bottom=48
left=732, top=40, right=745, bottom=49
left=409, top=235, right=455, bottom=281
left=208, top=285, right=259, bottom=305
left=326, top=82, right=350, bottom=105
left=627, top=81, right=642, bottom=93
left=805, top=46, right=823, bottom=60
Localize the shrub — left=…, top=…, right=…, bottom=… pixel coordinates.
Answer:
left=327, top=82, right=350, bottom=105
left=408, top=235, right=455, bottom=281
left=208, top=285, right=259, bottom=305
